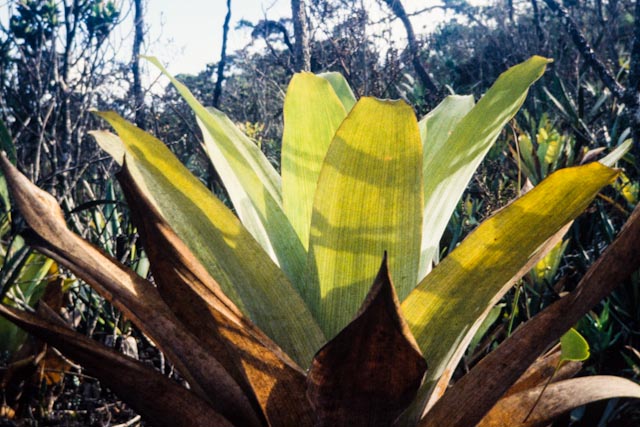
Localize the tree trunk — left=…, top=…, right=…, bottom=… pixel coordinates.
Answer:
left=132, top=0, right=146, bottom=129
left=213, top=0, right=231, bottom=108
left=291, top=0, right=311, bottom=72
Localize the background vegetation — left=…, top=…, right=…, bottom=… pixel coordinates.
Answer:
left=0, top=0, right=639, bottom=425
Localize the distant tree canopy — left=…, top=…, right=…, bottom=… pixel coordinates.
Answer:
left=0, top=0, right=122, bottom=196
left=0, top=0, right=638, bottom=191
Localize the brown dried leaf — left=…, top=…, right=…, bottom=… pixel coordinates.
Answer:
left=0, top=153, right=261, bottom=426
left=505, top=346, right=581, bottom=397
left=0, top=277, right=68, bottom=412
left=117, top=163, right=313, bottom=426
left=421, top=203, right=640, bottom=427
left=307, top=255, right=427, bottom=426
left=479, top=376, right=640, bottom=427
left=0, top=304, right=234, bottom=427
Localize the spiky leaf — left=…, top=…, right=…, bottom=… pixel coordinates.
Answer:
left=307, top=256, right=427, bottom=426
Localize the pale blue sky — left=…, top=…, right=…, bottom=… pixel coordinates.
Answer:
left=145, top=0, right=291, bottom=74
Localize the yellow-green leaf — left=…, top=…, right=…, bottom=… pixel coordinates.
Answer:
left=419, top=95, right=475, bottom=165
left=419, top=56, right=551, bottom=279
left=0, top=253, right=54, bottom=353
left=90, top=117, right=324, bottom=367
left=402, top=162, right=617, bottom=400
left=560, top=328, right=590, bottom=363
left=306, top=97, right=423, bottom=339
left=145, top=56, right=307, bottom=289
left=282, top=72, right=349, bottom=251
left=530, top=239, right=569, bottom=285
left=318, top=72, right=357, bottom=112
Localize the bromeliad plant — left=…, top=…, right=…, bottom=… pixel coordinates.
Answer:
left=1, top=55, right=640, bottom=426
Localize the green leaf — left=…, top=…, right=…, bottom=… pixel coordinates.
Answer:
left=467, top=303, right=503, bottom=355
left=418, top=95, right=475, bottom=266
left=318, top=72, right=357, bottom=112
left=0, top=153, right=265, bottom=420
left=560, top=328, right=590, bottom=363
left=282, top=72, right=349, bottom=251
left=421, top=195, right=640, bottom=427
left=0, top=253, right=53, bottom=353
left=145, top=56, right=307, bottom=289
left=419, top=56, right=551, bottom=279
left=90, top=116, right=324, bottom=367
left=117, top=165, right=315, bottom=426
left=306, top=97, right=423, bottom=338
left=402, top=162, right=617, bottom=402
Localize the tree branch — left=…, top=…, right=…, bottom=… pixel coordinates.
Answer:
left=381, top=0, right=440, bottom=100
left=543, top=0, right=625, bottom=99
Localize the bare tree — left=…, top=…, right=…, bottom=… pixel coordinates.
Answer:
left=213, top=0, right=232, bottom=108
left=381, top=0, right=441, bottom=102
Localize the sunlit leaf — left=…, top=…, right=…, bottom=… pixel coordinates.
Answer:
left=282, top=72, right=349, bottom=251
left=306, top=97, right=423, bottom=338
left=419, top=95, right=475, bottom=178
left=402, top=222, right=573, bottom=425
left=599, top=138, right=632, bottom=167
left=318, top=71, right=357, bottom=112
left=402, top=162, right=617, bottom=412
left=422, top=201, right=640, bottom=427
left=0, top=153, right=261, bottom=425
left=307, top=255, right=427, bottom=426
left=419, top=56, right=551, bottom=278
left=145, top=56, right=307, bottom=289
left=418, top=95, right=474, bottom=265
left=91, top=118, right=324, bottom=367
